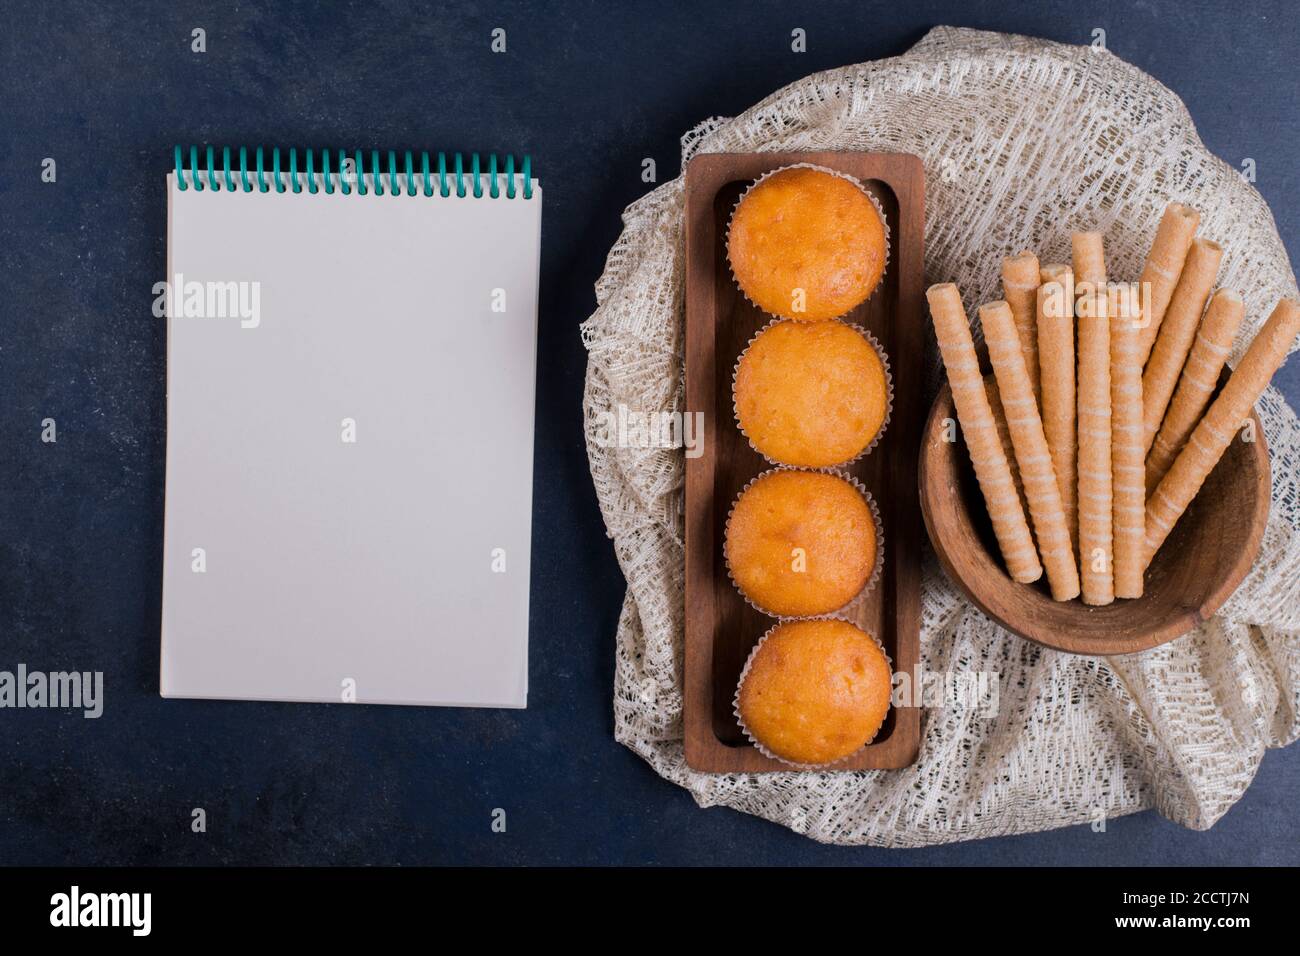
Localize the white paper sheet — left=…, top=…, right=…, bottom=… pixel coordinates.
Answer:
left=160, top=170, right=540, bottom=707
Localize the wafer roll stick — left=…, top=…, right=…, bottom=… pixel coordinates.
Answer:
left=981, top=300, right=1080, bottom=600
left=1076, top=290, right=1114, bottom=605
left=1108, top=284, right=1145, bottom=598
left=1037, top=265, right=1077, bottom=553
left=926, top=284, right=1042, bottom=583
left=1145, top=289, right=1245, bottom=491
left=1003, top=251, right=1042, bottom=401
left=1072, top=232, right=1106, bottom=297
left=1040, top=263, right=1073, bottom=288
left=1144, top=298, right=1300, bottom=567
left=1134, top=202, right=1200, bottom=368
left=985, top=374, right=1029, bottom=517
left=1141, top=238, right=1223, bottom=454
left=1040, top=263, right=1073, bottom=287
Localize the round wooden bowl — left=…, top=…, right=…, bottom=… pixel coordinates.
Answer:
left=918, top=380, right=1271, bottom=655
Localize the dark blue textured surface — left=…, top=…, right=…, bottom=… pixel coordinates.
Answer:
left=1, top=0, right=1297, bottom=865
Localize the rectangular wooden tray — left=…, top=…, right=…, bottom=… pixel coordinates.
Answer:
left=683, top=151, right=925, bottom=772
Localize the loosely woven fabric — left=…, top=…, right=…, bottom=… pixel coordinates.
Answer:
left=580, top=27, right=1300, bottom=846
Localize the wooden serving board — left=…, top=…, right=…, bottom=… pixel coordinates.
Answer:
left=683, top=152, right=925, bottom=772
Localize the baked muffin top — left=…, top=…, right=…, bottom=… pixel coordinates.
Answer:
left=734, top=319, right=889, bottom=467
left=724, top=469, right=877, bottom=618
left=727, top=167, right=887, bottom=322
left=737, top=618, right=892, bottom=766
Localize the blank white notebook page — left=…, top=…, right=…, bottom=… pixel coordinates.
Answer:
left=161, top=167, right=541, bottom=707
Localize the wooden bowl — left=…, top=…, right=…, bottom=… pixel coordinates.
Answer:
left=918, top=376, right=1270, bottom=655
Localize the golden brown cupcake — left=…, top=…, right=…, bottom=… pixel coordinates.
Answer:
left=734, top=320, right=890, bottom=467
left=736, top=618, right=892, bottom=766
left=727, top=166, right=887, bottom=322
left=724, top=469, right=879, bottom=617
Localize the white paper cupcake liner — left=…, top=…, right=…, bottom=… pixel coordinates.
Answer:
left=731, top=317, right=895, bottom=468
left=722, top=466, right=885, bottom=621
left=732, top=616, right=894, bottom=770
left=725, top=161, right=892, bottom=323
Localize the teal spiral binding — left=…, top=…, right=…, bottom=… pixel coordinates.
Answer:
left=173, top=146, right=536, bottom=199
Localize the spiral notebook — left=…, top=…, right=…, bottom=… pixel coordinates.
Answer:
left=160, top=146, right=541, bottom=708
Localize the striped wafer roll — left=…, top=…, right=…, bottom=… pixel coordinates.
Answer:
left=926, top=284, right=1042, bottom=583
left=1144, top=298, right=1300, bottom=567
left=1076, top=289, right=1114, bottom=605
left=1003, top=251, right=1042, bottom=401
left=981, top=300, right=1080, bottom=601
left=1038, top=265, right=1077, bottom=553
left=1108, top=284, right=1145, bottom=599
left=985, top=374, right=1029, bottom=519
left=1135, top=202, right=1201, bottom=368
left=1072, top=231, right=1106, bottom=296
left=1145, top=289, right=1245, bottom=491
left=1141, top=237, right=1223, bottom=455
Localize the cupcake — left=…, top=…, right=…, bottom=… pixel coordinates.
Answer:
left=727, top=166, right=888, bottom=322
left=734, top=319, right=891, bottom=467
left=735, top=618, right=892, bottom=767
left=724, top=469, right=880, bottom=618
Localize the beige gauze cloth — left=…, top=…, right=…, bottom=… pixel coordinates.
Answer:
left=580, top=27, right=1300, bottom=846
